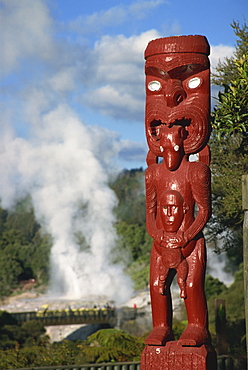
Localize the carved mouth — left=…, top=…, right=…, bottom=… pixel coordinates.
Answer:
left=146, top=100, right=210, bottom=154
left=149, top=118, right=191, bottom=139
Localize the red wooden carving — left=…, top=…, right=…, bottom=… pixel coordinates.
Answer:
left=144, top=35, right=213, bottom=349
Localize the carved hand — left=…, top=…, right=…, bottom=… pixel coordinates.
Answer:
left=160, top=230, right=188, bottom=249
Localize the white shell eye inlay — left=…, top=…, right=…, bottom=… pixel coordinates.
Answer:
left=160, top=145, right=164, bottom=152
left=187, top=77, right=201, bottom=89
left=148, top=80, right=162, bottom=92
left=174, top=145, right=180, bottom=151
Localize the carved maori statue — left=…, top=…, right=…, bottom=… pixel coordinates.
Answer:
left=144, top=35, right=212, bottom=348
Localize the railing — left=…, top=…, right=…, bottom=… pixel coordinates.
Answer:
left=217, top=355, right=247, bottom=370
left=4, top=362, right=140, bottom=370
left=10, top=307, right=141, bottom=328
left=6, top=356, right=247, bottom=370
left=11, top=308, right=117, bottom=327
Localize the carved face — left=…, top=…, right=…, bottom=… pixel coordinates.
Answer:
left=145, top=36, right=210, bottom=156
left=160, top=190, right=186, bottom=232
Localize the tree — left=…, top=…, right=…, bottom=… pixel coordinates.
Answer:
left=206, top=264, right=246, bottom=355
left=0, top=313, right=47, bottom=351
left=208, top=21, right=248, bottom=263
left=211, top=21, right=248, bottom=86
left=81, top=329, right=145, bottom=363
left=110, top=168, right=146, bottom=225
left=205, top=275, right=227, bottom=301
left=110, top=168, right=152, bottom=289
left=0, top=201, right=52, bottom=297
left=21, top=320, right=46, bottom=346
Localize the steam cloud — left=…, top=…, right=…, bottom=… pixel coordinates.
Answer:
left=0, top=103, right=134, bottom=302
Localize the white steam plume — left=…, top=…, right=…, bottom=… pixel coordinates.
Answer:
left=0, top=104, right=133, bottom=303
left=0, top=0, right=137, bottom=304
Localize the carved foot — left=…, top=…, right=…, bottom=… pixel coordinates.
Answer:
left=178, top=324, right=210, bottom=346
left=180, top=288, right=186, bottom=298
left=145, top=326, right=173, bottom=346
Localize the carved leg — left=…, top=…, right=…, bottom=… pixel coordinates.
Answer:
left=178, top=277, right=187, bottom=298
left=145, top=245, right=174, bottom=345
left=177, top=258, right=188, bottom=299
left=158, top=264, right=169, bottom=295
left=158, top=274, right=166, bottom=295
left=179, top=238, right=210, bottom=346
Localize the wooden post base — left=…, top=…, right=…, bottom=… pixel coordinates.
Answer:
left=141, top=341, right=217, bottom=370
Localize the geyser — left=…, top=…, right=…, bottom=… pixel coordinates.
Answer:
left=0, top=105, right=133, bottom=304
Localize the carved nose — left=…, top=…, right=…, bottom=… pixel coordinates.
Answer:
left=167, top=206, right=172, bottom=217
left=164, top=79, right=186, bottom=107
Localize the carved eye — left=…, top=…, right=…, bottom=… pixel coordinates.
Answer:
left=148, top=80, right=162, bottom=92
left=187, top=77, right=201, bottom=89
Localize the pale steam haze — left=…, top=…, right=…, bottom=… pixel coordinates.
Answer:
left=0, top=0, right=244, bottom=301
left=1, top=105, right=134, bottom=302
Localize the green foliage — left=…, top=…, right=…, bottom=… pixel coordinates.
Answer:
left=0, top=201, right=52, bottom=297
left=212, top=55, right=248, bottom=138
left=0, top=346, right=28, bottom=369
left=211, top=21, right=248, bottom=86
left=127, top=259, right=150, bottom=291
left=0, top=316, right=78, bottom=367
left=0, top=328, right=145, bottom=368
left=116, top=222, right=151, bottom=262
left=111, top=168, right=145, bottom=225
left=31, top=340, right=79, bottom=366
left=0, top=325, right=28, bottom=348
left=111, top=168, right=152, bottom=290
left=209, top=21, right=248, bottom=256
left=207, top=264, right=245, bottom=324
left=21, top=320, right=46, bottom=343
left=172, top=321, right=187, bottom=340
left=205, top=264, right=245, bottom=355
left=219, top=264, right=245, bottom=322
left=205, top=275, right=227, bottom=300
left=82, top=329, right=145, bottom=363
left=0, top=340, right=80, bottom=368
left=225, top=319, right=246, bottom=355
left=0, top=315, right=48, bottom=351
left=0, top=311, right=17, bottom=327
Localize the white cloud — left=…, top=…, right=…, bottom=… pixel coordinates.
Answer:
left=209, top=44, right=235, bottom=102
left=118, top=139, right=147, bottom=162
left=68, top=0, right=167, bottom=35
left=129, top=0, right=168, bottom=19
left=210, top=44, right=235, bottom=71
left=0, top=0, right=55, bottom=74
left=82, top=30, right=160, bottom=121
left=83, top=84, right=144, bottom=121
left=95, top=30, right=158, bottom=72
left=48, top=66, right=77, bottom=93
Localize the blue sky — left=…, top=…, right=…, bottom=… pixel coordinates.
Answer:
left=53, top=0, right=245, bottom=46
left=1, top=0, right=247, bottom=173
